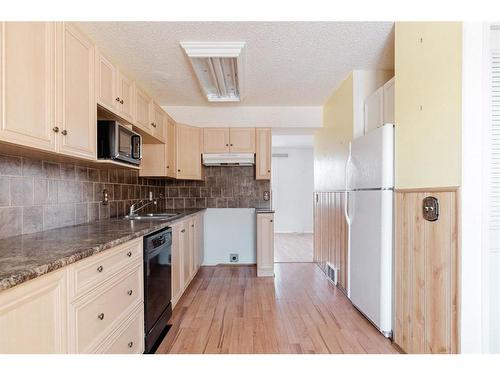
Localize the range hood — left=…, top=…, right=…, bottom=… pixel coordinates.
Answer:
left=202, top=153, right=255, bottom=166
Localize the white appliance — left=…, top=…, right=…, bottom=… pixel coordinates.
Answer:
left=345, top=123, right=394, bottom=337
left=202, top=153, right=255, bottom=166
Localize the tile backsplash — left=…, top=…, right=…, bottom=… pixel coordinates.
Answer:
left=165, top=166, right=271, bottom=210
left=0, top=153, right=270, bottom=239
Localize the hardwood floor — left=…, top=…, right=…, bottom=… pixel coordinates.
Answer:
left=156, top=263, right=398, bottom=354
left=274, top=233, right=314, bottom=263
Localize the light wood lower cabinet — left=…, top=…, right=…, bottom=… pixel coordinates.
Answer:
left=0, top=269, right=68, bottom=354
left=394, top=190, right=458, bottom=354
left=313, top=191, right=348, bottom=294
left=171, top=212, right=204, bottom=308
left=256, top=212, right=274, bottom=277
left=0, top=237, right=144, bottom=354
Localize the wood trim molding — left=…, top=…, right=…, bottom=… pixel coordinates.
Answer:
left=395, top=186, right=460, bottom=193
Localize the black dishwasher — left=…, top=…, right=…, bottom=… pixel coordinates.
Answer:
left=143, top=227, right=172, bottom=353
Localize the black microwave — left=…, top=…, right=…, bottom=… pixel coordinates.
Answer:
left=97, top=120, right=142, bottom=165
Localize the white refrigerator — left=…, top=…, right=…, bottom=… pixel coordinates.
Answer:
left=345, top=123, right=394, bottom=337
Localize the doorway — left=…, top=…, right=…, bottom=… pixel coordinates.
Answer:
left=271, top=130, right=315, bottom=263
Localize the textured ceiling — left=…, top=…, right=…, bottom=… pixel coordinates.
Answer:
left=78, top=22, right=394, bottom=106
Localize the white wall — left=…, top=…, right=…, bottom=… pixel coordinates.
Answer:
left=203, top=208, right=256, bottom=265
left=271, top=147, right=314, bottom=233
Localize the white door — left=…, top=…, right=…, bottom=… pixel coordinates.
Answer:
left=347, top=189, right=393, bottom=336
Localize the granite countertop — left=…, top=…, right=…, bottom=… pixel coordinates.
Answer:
left=0, top=209, right=205, bottom=292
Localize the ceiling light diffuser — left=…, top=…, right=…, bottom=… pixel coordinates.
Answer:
left=180, top=42, right=246, bottom=102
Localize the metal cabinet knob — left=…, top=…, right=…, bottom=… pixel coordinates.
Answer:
left=97, top=265, right=103, bottom=272
left=120, top=99, right=124, bottom=104
left=61, top=130, right=68, bottom=136
left=115, top=97, right=120, bottom=102
left=53, top=126, right=59, bottom=133
left=98, top=313, right=104, bottom=320
left=127, top=290, right=133, bottom=296
left=230, top=144, right=233, bottom=146
left=181, top=229, right=186, bottom=233
left=128, top=341, right=133, bottom=348
left=151, top=122, right=157, bottom=128
left=178, top=169, right=181, bottom=172
left=226, top=144, right=229, bottom=146
left=127, top=251, right=132, bottom=257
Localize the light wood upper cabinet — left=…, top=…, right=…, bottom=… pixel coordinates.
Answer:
left=229, top=128, right=255, bottom=152
left=203, top=128, right=230, bottom=153
left=256, top=128, right=271, bottom=180
left=257, top=213, right=274, bottom=277
left=134, top=86, right=151, bottom=132
left=0, top=22, right=57, bottom=152
left=0, top=269, right=68, bottom=354
left=95, top=49, right=117, bottom=113
left=150, top=102, right=165, bottom=142
left=57, top=23, right=96, bottom=160
left=176, top=124, right=202, bottom=180
left=203, top=127, right=255, bottom=153
left=166, top=118, right=176, bottom=178
left=116, top=70, right=135, bottom=124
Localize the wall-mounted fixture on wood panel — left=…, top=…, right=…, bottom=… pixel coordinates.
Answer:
left=394, top=190, right=458, bottom=354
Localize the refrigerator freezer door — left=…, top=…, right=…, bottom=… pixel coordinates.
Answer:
left=349, top=189, right=393, bottom=336
left=349, top=124, right=394, bottom=190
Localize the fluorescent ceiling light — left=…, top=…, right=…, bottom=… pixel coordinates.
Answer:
left=180, top=42, right=246, bottom=103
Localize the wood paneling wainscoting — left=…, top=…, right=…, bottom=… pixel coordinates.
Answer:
left=394, top=189, right=459, bottom=354
left=313, top=191, right=348, bottom=294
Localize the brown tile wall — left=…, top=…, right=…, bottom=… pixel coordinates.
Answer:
left=0, top=153, right=166, bottom=239
left=164, top=166, right=271, bottom=210
left=0, top=155, right=270, bottom=239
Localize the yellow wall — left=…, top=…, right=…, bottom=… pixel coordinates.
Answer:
left=395, top=22, right=462, bottom=189
left=314, top=73, right=353, bottom=191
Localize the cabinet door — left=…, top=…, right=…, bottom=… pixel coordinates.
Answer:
left=134, top=86, right=151, bottom=133
left=229, top=127, right=255, bottom=153
left=195, top=213, right=204, bottom=270
left=0, top=269, right=67, bottom=353
left=176, top=124, right=202, bottom=180
left=180, top=222, right=191, bottom=289
left=117, top=70, right=135, bottom=124
left=57, top=23, right=96, bottom=160
left=150, top=102, right=165, bottom=142
left=166, top=118, right=176, bottom=178
left=255, top=128, right=271, bottom=180
left=171, top=223, right=183, bottom=307
left=383, top=77, right=395, bottom=125
left=188, top=218, right=196, bottom=279
left=257, top=213, right=274, bottom=277
left=364, top=86, right=384, bottom=134
left=0, top=22, right=57, bottom=152
left=95, top=49, right=117, bottom=113
left=203, top=128, right=230, bottom=153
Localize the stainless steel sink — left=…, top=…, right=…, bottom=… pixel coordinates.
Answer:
left=124, top=212, right=181, bottom=220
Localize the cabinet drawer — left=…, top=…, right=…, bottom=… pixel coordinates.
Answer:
left=98, top=306, right=144, bottom=354
left=71, top=263, right=143, bottom=353
left=69, top=238, right=142, bottom=298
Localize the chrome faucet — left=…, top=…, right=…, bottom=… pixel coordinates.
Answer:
left=128, top=199, right=157, bottom=217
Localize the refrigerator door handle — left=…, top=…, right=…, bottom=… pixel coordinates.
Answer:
left=344, top=191, right=350, bottom=224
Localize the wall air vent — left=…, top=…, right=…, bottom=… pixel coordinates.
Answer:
left=180, top=42, right=246, bottom=103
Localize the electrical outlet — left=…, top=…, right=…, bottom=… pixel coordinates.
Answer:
left=229, top=253, right=239, bottom=263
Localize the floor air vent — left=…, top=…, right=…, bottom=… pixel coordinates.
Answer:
left=326, top=262, right=338, bottom=285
